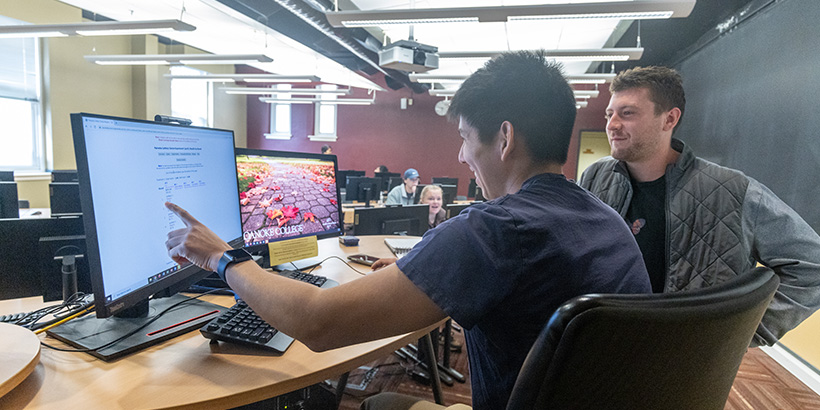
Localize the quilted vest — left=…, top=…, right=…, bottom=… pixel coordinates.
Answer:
left=580, top=139, right=754, bottom=293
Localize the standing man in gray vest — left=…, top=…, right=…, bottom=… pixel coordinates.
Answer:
left=579, top=66, right=820, bottom=346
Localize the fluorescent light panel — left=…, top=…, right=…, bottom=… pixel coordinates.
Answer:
left=438, top=48, right=643, bottom=61
left=259, top=97, right=373, bottom=105
left=85, top=54, right=272, bottom=66
left=574, top=90, right=600, bottom=98
left=325, top=0, right=696, bottom=27
left=0, top=19, right=195, bottom=38
left=222, top=87, right=350, bottom=95
left=164, top=74, right=320, bottom=83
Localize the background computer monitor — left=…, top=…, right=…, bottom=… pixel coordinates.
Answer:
left=50, top=182, right=82, bottom=216
left=50, top=170, right=79, bottom=182
left=431, top=177, right=458, bottom=192
left=387, top=176, right=404, bottom=192
left=38, top=234, right=92, bottom=302
left=353, top=204, right=429, bottom=236
left=375, top=171, right=400, bottom=191
left=467, top=178, right=477, bottom=199
left=346, top=176, right=381, bottom=205
left=0, top=216, right=84, bottom=300
left=48, top=112, right=243, bottom=361
left=0, top=181, right=19, bottom=219
left=414, top=183, right=457, bottom=205
left=336, top=169, right=365, bottom=190
left=446, top=203, right=473, bottom=219
left=234, top=148, right=343, bottom=268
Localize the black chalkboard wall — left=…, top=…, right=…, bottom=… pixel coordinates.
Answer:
left=674, top=0, right=820, bottom=234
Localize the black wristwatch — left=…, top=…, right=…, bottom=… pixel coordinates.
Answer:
left=216, top=249, right=252, bottom=282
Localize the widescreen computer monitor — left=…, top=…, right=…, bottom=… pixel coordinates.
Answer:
left=346, top=176, right=381, bottom=206
left=234, top=148, right=343, bottom=269
left=50, top=170, right=79, bottom=182
left=387, top=176, right=403, bottom=192
left=446, top=203, right=473, bottom=219
left=414, top=183, right=457, bottom=205
left=431, top=177, right=458, bottom=192
left=50, top=182, right=82, bottom=216
left=47, top=113, right=243, bottom=361
left=375, top=171, right=400, bottom=191
left=353, top=204, right=429, bottom=236
left=0, top=181, right=19, bottom=219
left=467, top=178, right=477, bottom=199
left=336, top=169, right=365, bottom=190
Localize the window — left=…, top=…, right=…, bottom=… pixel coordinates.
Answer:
left=0, top=17, right=43, bottom=171
left=309, top=84, right=338, bottom=142
left=265, top=84, right=292, bottom=140
left=170, top=66, right=210, bottom=127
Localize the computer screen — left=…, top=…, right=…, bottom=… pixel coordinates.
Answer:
left=375, top=171, right=400, bottom=191
left=50, top=182, right=82, bottom=216
left=431, top=177, right=459, bottom=192
left=235, top=148, right=343, bottom=255
left=387, top=176, right=404, bottom=192
left=353, top=204, right=429, bottom=236
left=336, top=169, right=365, bottom=190
left=48, top=113, right=243, bottom=360
left=346, top=176, right=381, bottom=205
left=0, top=181, right=19, bottom=219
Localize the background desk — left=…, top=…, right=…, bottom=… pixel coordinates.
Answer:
left=0, top=236, right=434, bottom=409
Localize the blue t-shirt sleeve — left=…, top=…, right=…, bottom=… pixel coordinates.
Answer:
left=397, top=206, right=521, bottom=329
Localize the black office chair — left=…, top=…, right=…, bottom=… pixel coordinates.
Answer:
left=506, top=267, right=779, bottom=410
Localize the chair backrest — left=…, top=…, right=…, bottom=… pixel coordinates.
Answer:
left=506, top=267, right=779, bottom=410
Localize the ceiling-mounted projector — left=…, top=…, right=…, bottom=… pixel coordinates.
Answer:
left=379, top=40, right=439, bottom=72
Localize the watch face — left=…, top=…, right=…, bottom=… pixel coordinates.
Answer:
left=225, top=248, right=252, bottom=261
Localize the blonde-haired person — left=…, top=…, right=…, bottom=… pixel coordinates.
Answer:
left=420, top=185, right=447, bottom=229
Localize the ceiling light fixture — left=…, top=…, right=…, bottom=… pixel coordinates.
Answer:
left=259, top=96, right=374, bottom=105
left=409, top=74, right=468, bottom=83
left=573, top=90, right=601, bottom=98
left=567, top=74, right=617, bottom=84
left=0, top=19, right=195, bottom=39
left=438, top=48, right=644, bottom=61
left=85, top=54, right=273, bottom=66
left=576, top=101, right=589, bottom=108
left=428, top=89, right=458, bottom=97
left=164, top=74, right=320, bottom=83
left=221, top=87, right=350, bottom=95
left=325, top=0, right=696, bottom=27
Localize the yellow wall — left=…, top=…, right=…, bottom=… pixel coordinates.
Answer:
left=780, top=312, right=820, bottom=368
left=576, top=131, right=610, bottom=178
left=3, top=0, right=247, bottom=206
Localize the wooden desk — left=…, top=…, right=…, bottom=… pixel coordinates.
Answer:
left=0, top=236, right=430, bottom=409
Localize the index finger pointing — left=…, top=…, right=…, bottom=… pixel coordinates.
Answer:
left=165, top=202, right=201, bottom=227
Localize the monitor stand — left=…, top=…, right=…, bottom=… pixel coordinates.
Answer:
left=47, top=294, right=225, bottom=361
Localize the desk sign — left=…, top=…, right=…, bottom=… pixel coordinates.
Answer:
left=268, top=236, right=319, bottom=266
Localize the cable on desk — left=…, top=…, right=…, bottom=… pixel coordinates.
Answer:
left=302, top=255, right=371, bottom=276
left=4, top=292, right=92, bottom=330
left=39, top=287, right=229, bottom=354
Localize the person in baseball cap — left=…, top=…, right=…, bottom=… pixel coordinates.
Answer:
left=386, top=168, right=420, bottom=205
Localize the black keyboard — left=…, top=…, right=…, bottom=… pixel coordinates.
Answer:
left=200, top=270, right=338, bottom=353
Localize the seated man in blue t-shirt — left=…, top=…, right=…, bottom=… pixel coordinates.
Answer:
left=164, top=51, right=650, bottom=410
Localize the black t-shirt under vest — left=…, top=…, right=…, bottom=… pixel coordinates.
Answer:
left=626, top=175, right=666, bottom=293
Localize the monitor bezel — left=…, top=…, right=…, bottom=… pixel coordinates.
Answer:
left=71, top=112, right=240, bottom=318
left=234, top=147, right=344, bottom=255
